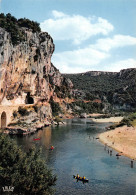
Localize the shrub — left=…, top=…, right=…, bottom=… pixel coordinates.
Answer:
left=69, top=101, right=104, bottom=114
left=18, top=106, right=29, bottom=116
left=109, top=112, right=136, bottom=129
left=0, top=13, right=41, bottom=45
left=33, top=105, right=38, bottom=113
left=13, top=110, right=17, bottom=118
left=49, top=97, right=61, bottom=116
left=54, top=116, right=62, bottom=123
left=0, top=134, right=56, bottom=194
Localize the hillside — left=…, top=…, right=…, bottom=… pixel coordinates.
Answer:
left=63, top=68, right=136, bottom=112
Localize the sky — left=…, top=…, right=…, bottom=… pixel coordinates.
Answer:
left=0, top=0, right=136, bottom=73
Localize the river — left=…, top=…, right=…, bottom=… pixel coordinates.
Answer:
left=14, top=118, right=136, bottom=195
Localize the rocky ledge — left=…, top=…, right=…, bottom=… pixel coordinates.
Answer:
left=4, top=120, right=66, bottom=135
left=4, top=121, right=51, bottom=135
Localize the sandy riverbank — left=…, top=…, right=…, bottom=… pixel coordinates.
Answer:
left=91, top=116, right=123, bottom=123
left=99, top=125, right=136, bottom=159
left=89, top=113, right=104, bottom=117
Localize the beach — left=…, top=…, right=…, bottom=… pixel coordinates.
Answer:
left=99, top=125, right=136, bottom=159
left=91, top=116, right=123, bottom=123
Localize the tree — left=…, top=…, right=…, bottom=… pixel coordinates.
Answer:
left=18, top=18, right=41, bottom=32
left=0, top=13, right=41, bottom=45
left=0, top=134, right=56, bottom=194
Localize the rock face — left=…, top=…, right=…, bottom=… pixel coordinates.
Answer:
left=0, top=27, right=73, bottom=126
left=0, top=27, right=53, bottom=104
left=82, top=71, right=117, bottom=77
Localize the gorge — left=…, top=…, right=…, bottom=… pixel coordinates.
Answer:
left=0, top=14, right=136, bottom=134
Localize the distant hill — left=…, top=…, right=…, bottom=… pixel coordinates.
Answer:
left=63, top=68, right=136, bottom=112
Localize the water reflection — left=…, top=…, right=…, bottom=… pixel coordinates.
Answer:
left=40, top=127, right=52, bottom=148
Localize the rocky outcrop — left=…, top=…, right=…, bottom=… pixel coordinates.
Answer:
left=0, top=27, right=55, bottom=104
left=82, top=71, right=117, bottom=77
left=0, top=27, right=73, bottom=127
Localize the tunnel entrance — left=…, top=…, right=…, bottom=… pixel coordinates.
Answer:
left=1, top=111, right=6, bottom=128
left=25, top=92, right=34, bottom=104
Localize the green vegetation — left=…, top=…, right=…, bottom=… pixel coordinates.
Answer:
left=131, top=119, right=136, bottom=127
left=54, top=85, right=71, bottom=99
left=0, top=134, right=56, bottom=194
left=64, top=69, right=136, bottom=111
left=13, top=110, right=17, bottom=118
left=0, top=13, right=41, bottom=45
left=127, top=113, right=136, bottom=127
left=8, top=121, right=28, bottom=127
left=18, top=106, right=29, bottom=116
left=64, top=70, right=136, bottom=95
left=64, top=73, right=117, bottom=93
left=33, top=105, right=38, bottom=113
left=54, top=116, right=62, bottom=123
left=49, top=97, right=62, bottom=116
left=109, top=112, right=136, bottom=129
left=93, top=113, right=122, bottom=119
left=69, top=101, right=104, bottom=115
left=119, top=113, right=136, bottom=127
left=18, top=18, right=41, bottom=32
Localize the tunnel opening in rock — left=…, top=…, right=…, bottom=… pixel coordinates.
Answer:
left=1, top=111, right=6, bottom=128
left=25, top=92, right=34, bottom=104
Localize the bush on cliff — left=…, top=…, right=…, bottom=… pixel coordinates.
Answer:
left=49, top=97, right=62, bottom=116
left=0, top=13, right=41, bottom=45
left=18, top=18, right=41, bottom=32
left=18, top=106, right=29, bottom=116
left=0, top=134, right=56, bottom=195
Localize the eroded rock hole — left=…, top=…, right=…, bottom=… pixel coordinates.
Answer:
left=25, top=92, right=34, bottom=104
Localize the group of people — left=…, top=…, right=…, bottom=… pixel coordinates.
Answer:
left=76, top=174, right=86, bottom=180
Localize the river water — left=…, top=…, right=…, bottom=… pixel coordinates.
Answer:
left=14, top=118, right=136, bottom=195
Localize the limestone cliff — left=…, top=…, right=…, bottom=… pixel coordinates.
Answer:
left=0, top=27, right=54, bottom=104
left=0, top=27, right=73, bottom=129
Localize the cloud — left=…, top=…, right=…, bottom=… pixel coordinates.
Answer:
left=41, top=11, right=136, bottom=73
left=104, top=59, right=136, bottom=72
left=40, top=10, right=114, bottom=44
left=93, top=35, right=136, bottom=52
left=53, top=54, right=136, bottom=73
left=52, top=10, right=68, bottom=18
left=52, top=33, right=136, bottom=73
left=52, top=47, right=109, bottom=73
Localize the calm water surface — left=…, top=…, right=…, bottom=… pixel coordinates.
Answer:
left=14, top=118, right=136, bottom=195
